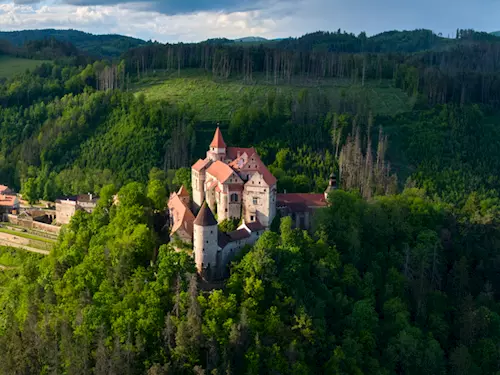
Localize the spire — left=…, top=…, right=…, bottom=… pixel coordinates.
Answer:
left=177, top=185, right=189, bottom=197
left=210, top=127, right=226, bottom=149
left=194, top=201, right=218, bottom=226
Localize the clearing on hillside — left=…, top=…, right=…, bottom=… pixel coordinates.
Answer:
left=133, top=70, right=413, bottom=122
left=0, top=55, right=49, bottom=79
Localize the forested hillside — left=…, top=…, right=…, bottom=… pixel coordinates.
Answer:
left=1, top=28, right=500, bottom=374
left=0, top=29, right=147, bottom=58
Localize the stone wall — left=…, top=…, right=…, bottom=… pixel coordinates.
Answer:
left=3, top=214, right=61, bottom=234
left=5, top=214, right=18, bottom=225
left=33, top=221, right=61, bottom=234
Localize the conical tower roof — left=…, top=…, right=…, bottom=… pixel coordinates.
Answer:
left=210, top=127, right=226, bottom=148
left=194, top=201, right=218, bottom=226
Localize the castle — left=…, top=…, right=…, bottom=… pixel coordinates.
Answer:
left=168, top=127, right=334, bottom=281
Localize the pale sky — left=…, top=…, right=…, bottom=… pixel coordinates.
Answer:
left=0, top=0, right=498, bottom=42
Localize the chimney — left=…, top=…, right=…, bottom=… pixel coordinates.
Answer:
left=89, top=193, right=93, bottom=201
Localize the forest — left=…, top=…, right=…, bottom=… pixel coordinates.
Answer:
left=0, top=29, right=148, bottom=58
left=0, top=28, right=500, bottom=374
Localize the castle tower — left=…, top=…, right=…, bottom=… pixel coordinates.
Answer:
left=193, top=201, right=219, bottom=280
left=207, top=127, right=226, bottom=162
left=324, top=172, right=337, bottom=200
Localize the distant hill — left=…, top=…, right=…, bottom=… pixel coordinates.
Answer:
left=0, top=29, right=147, bottom=58
left=203, top=36, right=280, bottom=45
left=492, top=31, right=500, bottom=36
left=234, top=37, right=269, bottom=43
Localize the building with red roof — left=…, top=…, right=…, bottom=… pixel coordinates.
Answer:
left=167, top=186, right=196, bottom=244
left=0, top=194, right=19, bottom=214
left=191, top=127, right=277, bottom=228
left=0, top=185, right=13, bottom=195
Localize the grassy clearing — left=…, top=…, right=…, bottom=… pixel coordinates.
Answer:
left=0, top=55, right=50, bottom=79
left=133, top=70, right=412, bottom=121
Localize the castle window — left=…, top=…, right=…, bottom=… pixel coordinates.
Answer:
left=250, top=215, right=255, bottom=221
left=225, top=208, right=228, bottom=212
left=231, top=193, right=239, bottom=202
left=253, top=197, right=258, bottom=205
left=206, top=240, right=209, bottom=244
left=210, top=230, right=213, bottom=234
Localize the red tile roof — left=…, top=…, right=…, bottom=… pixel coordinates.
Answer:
left=192, top=158, right=211, bottom=172
left=228, top=152, right=250, bottom=171
left=168, top=193, right=195, bottom=236
left=226, top=147, right=257, bottom=160
left=257, top=163, right=277, bottom=186
left=228, top=228, right=251, bottom=241
left=277, top=193, right=327, bottom=209
left=246, top=220, right=266, bottom=232
left=210, top=127, right=227, bottom=148
left=0, top=195, right=17, bottom=207
left=206, top=161, right=235, bottom=183
left=227, top=148, right=276, bottom=186
left=0, top=185, right=11, bottom=193
left=178, top=185, right=189, bottom=197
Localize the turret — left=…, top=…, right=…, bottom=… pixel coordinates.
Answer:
left=207, top=127, right=227, bottom=162
left=324, top=172, right=337, bottom=200
left=193, top=201, right=219, bottom=279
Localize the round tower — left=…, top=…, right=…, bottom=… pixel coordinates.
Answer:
left=193, top=201, right=219, bottom=279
